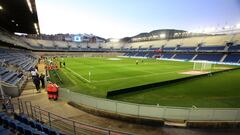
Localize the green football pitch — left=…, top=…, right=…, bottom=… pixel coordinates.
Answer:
left=49, top=57, right=240, bottom=108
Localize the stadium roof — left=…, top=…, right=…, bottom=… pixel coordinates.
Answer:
left=132, top=29, right=187, bottom=38
left=0, top=0, right=40, bottom=34
left=149, top=29, right=186, bottom=35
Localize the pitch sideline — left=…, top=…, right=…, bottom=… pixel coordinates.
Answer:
left=65, top=67, right=91, bottom=83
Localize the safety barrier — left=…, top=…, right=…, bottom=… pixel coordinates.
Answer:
left=60, top=88, right=240, bottom=122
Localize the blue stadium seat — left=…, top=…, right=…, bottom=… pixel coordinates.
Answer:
left=228, top=44, right=240, bottom=51
left=161, top=54, right=174, bottom=58
left=0, top=125, right=12, bottom=135
left=163, top=47, right=175, bottom=51
left=194, top=54, right=224, bottom=62
left=198, top=46, right=225, bottom=51
left=174, top=54, right=195, bottom=60
left=223, top=54, right=240, bottom=63
left=177, top=47, right=196, bottom=51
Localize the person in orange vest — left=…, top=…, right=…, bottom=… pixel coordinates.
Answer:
left=47, top=82, right=54, bottom=99
left=52, top=83, right=59, bottom=100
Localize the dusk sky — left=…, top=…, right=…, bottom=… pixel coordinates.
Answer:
left=36, top=0, right=240, bottom=38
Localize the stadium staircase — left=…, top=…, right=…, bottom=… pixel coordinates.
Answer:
left=220, top=54, right=228, bottom=62
left=20, top=78, right=45, bottom=98
left=170, top=54, right=176, bottom=59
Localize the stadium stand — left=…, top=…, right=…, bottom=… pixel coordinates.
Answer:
left=232, top=34, right=240, bottom=44
left=53, top=41, right=68, bottom=49
left=121, top=33, right=240, bottom=63
left=67, top=41, right=79, bottom=49
left=135, top=52, right=147, bottom=57
left=0, top=46, right=38, bottom=97
left=194, top=53, right=224, bottom=61
left=173, top=54, right=196, bottom=60
left=228, top=44, right=240, bottom=52
left=1, top=26, right=240, bottom=64
left=162, top=47, right=176, bottom=51
left=161, top=53, right=175, bottom=59
left=181, top=36, right=205, bottom=46
left=165, top=38, right=183, bottom=47
left=176, top=46, right=196, bottom=51
left=197, top=45, right=225, bottom=51
left=202, top=34, right=233, bottom=46
left=223, top=53, right=240, bottom=63
left=21, top=37, right=43, bottom=49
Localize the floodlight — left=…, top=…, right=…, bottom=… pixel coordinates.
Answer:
left=26, top=0, right=33, bottom=13
left=0, top=5, right=3, bottom=10
left=34, top=23, right=39, bottom=34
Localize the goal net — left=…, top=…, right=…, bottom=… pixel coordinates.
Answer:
left=193, top=61, right=213, bottom=71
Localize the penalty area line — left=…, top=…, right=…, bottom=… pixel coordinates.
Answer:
left=65, top=67, right=91, bottom=83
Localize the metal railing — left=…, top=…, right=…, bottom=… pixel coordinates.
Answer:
left=60, top=88, right=240, bottom=122
left=9, top=98, right=132, bottom=135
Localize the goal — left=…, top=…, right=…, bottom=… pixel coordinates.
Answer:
left=193, top=61, right=213, bottom=71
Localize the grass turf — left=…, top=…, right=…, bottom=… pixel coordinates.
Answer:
left=49, top=57, right=240, bottom=108
left=112, top=69, right=240, bottom=108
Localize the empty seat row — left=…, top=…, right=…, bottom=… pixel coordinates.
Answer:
left=173, top=54, right=195, bottom=60
left=198, top=46, right=225, bottom=51
left=123, top=52, right=240, bottom=63
left=0, top=112, right=47, bottom=135
left=0, top=112, right=65, bottom=135
left=0, top=66, right=23, bottom=85
left=194, top=54, right=224, bottom=62
left=223, top=54, right=240, bottom=63
left=0, top=51, right=36, bottom=71
left=14, top=113, right=65, bottom=135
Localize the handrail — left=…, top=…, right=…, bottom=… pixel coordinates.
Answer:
left=11, top=98, right=133, bottom=135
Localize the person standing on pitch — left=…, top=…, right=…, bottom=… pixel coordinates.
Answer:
left=59, top=61, right=62, bottom=68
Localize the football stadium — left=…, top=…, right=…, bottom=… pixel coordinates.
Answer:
left=0, top=0, right=240, bottom=135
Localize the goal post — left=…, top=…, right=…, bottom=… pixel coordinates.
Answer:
left=193, top=61, right=213, bottom=71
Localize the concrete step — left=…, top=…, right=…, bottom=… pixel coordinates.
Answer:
left=164, top=121, right=187, bottom=127
left=23, top=79, right=36, bottom=90
left=20, top=90, right=46, bottom=99
left=24, top=84, right=36, bottom=90
left=21, top=89, right=36, bottom=96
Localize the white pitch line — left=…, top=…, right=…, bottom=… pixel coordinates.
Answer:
left=92, top=71, right=179, bottom=83
left=65, top=67, right=91, bottom=83
left=92, top=66, right=193, bottom=83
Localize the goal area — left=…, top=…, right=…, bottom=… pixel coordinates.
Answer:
left=193, top=61, right=213, bottom=71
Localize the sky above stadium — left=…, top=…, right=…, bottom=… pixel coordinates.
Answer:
left=36, top=0, right=240, bottom=38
